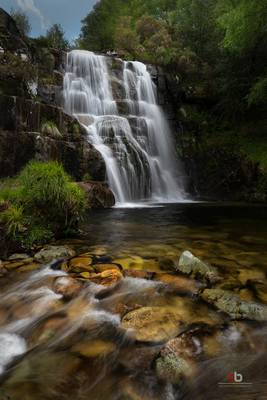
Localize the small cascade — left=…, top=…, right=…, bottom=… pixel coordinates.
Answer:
left=63, top=50, right=185, bottom=204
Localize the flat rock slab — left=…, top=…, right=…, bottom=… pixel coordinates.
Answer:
left=121, top=306, right=183, bottom=343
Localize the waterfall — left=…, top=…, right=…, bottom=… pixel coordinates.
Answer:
left=63, top=50, right=185, bottom=204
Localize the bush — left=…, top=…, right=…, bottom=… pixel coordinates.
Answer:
left=0, top=161, right=87, bottom=249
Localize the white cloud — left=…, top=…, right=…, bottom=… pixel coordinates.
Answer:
left=16, top=0, right=47, bottom=30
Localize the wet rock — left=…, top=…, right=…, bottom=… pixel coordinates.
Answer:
left=121, top=306, right=183, bottom=343
left=17, top=263, right=41, bottom=272
left=124, top=269, right=154, bottom=279
left=158, top=257, right=175, bottom=271
left=156, top=353, right=195, bottom=384
left=201, top=288, right=267, bottom=321
left=67, top=256, right=94, bottom=273
left=154, top=273, right=201, bottom=295
left=176, top=251, right=219, bottom=283
left=78, top=181, right=115, bottom=209
left=30, top=315, right=67, bottom=345
left=88, top=269, right=123, bottom=286
left=238, top=268, right=265, bottom=285
left=160, top=334, right=201, bottom=360
left=119, top=345, right=160, bottom=370
left=253, top=281, right=267, bottom=304
left=72, top=340, right=116, bottom=358
left=53, top=276, right=83, bottom=300
left=34, top=245, right=76, bottom=264
left=94, top=263, right=122, bottom=273
left=8, top=253, right=30, bottom=261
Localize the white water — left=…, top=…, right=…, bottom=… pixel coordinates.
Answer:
left=63, top=50, right=185, bottom=204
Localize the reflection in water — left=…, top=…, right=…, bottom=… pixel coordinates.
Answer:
left=0, top=204, right=267, bottom=399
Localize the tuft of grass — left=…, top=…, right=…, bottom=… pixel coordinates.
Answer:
left=0, top=161, right=87, bottom=249
left=0, top=205, right=25, bottom=238
left=41, top=120, right=62, bottom=138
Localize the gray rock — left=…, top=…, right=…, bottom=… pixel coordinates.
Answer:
left=176, top=251, right=219, bottom=283
left=34, top=245, right=76, bottom=264
left=201, top=288, right=267, bottom=321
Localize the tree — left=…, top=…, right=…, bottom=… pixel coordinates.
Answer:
left=45, top=24, right=69, bottom=50
left=11, top=9, right=31, bottom=37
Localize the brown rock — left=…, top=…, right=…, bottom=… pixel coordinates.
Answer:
left=94, top=263, right=121, bottom=273
left=89, top=269, right=123, bottom=287
left=54, top=276, right=83, bottom=299
left=121, top=306, right=183, bottom=343
left=78, top=181, right=115, bottom=209
left=124, top=269, right=154, bottom=279
left=154, top=273, right=200, bottom=295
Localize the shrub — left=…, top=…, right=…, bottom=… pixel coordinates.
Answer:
left=0, top=205, right=25, bottom=238
left=0, top=161, right=87, bottom=249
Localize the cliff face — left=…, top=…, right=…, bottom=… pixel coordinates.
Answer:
left=0, top=9, right=105, bottom=183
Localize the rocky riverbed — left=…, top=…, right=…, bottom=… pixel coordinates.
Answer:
left=0, top=238, right=267, bottom=400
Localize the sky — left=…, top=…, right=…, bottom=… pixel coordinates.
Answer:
left=0, top=0, right=98, bottom=41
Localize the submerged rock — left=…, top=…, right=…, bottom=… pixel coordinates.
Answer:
left=201, top=288, right=267, bottom=321
left=154, top=273, right=201, bottom=296
left=34, top=245, right=76, bottom=264
left=72, top=339, right=116, bottom=358
left=176, top=251, right=219, bottom=283
left=54, top=276, right=83, bottom=299
left=156, top=354, right=195, bottom=384
left=88, top=269, right=123, bottom=286
left=155, top=334, right=198, bottom=384
left=121, top=306, right=183, bottom=343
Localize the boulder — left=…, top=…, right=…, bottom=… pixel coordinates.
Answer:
left=78, top=181, right=115, bottom=209
left=201, top=288, right=267, bottom=321
left=121, top=306, right=183, bottom=343
left=177, top=251, right=219, bottom=283
left=34, top=245, right=76, bottom=264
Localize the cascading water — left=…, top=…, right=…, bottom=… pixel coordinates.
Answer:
left=63, top=50, right=185, bottom=204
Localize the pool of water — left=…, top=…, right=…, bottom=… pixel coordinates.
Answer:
left=0, top=203, right=267, bottom=400
left=79, top=202, right=267, bottom=271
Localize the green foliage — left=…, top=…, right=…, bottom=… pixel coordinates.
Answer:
left=79, top=0, right=267, bottom=121
left=22, top=225, right=54, bottom=249
left=248, top=77, right=267, bottom=106
left=11, top=9, right=31, bottom=36
left=46, top=24, right=69, bottom=50
left=0, top=161, right=87, bottom=249
left=41, top=120, right=62, bottom=138
left=0, top=205, right=25, bottom=238
left=35, top=24, right=69, bottom=51
left=82, top=173, right=92, bottom=182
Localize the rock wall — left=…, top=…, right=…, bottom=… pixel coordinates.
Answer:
left=0, top=95, right=105, bottom=181
left=0, top=9, right=106, bottom=183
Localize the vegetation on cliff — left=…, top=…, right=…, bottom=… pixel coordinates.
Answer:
left=0, top=161, right=87, bottom=250
left=78, top=0, right=267, bottom=201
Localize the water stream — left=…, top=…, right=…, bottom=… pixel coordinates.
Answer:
left=0, top=204, right=267, bottom=399
left=63, top=50, right=185, bottom=204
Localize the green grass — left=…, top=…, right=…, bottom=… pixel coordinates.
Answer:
left=0, top=161, right=87, bottom=249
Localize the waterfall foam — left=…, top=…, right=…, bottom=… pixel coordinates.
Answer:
left=64, top=50, right=185, bottom=204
